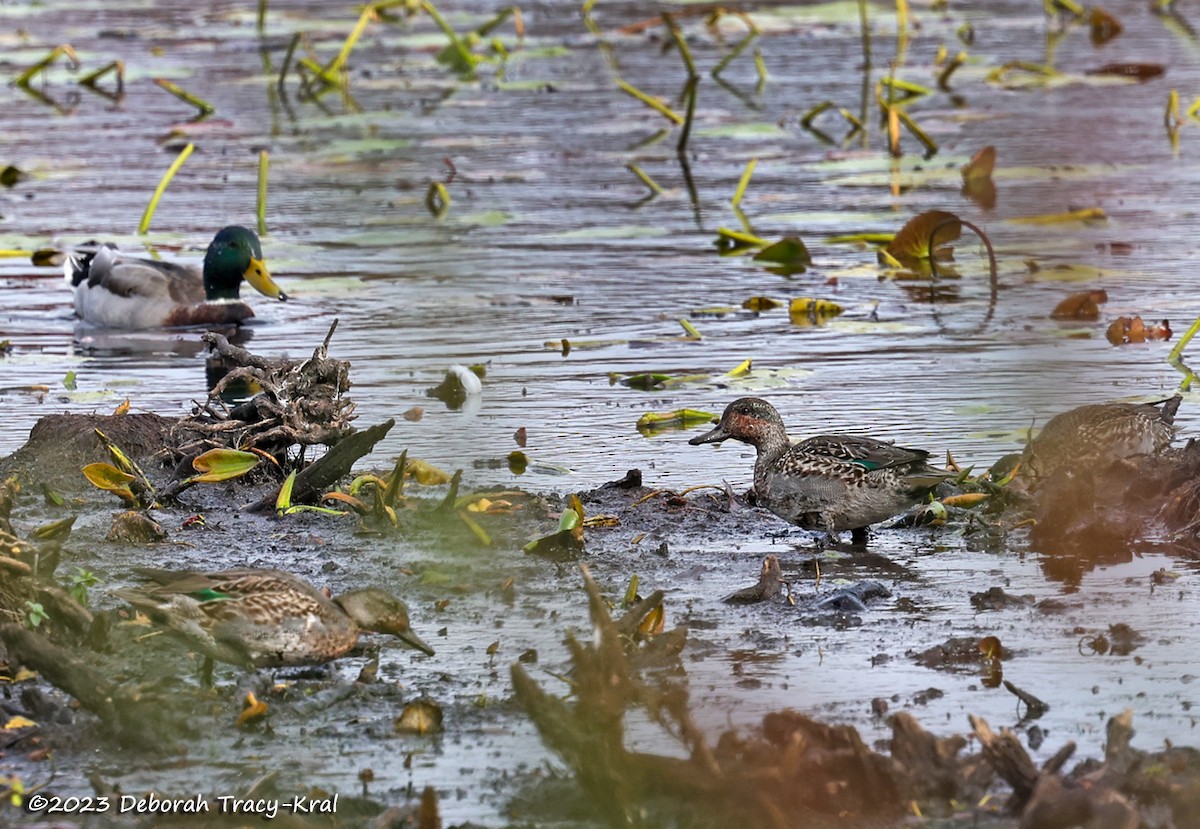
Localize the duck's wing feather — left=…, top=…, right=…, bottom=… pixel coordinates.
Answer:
left=83, top=247, right=206, bottom=305
left=796, top=434, right=931, bottom=470
left=131, top=567, right=323, bottom=602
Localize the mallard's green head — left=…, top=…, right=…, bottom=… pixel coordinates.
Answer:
left=335, top=588, right=435, bottom=656
left=202, top=226, right=287, bottom=302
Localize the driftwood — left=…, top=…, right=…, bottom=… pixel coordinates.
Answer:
left=172, top=320, right=355, bottom=458
left=246, top=418, right=396, bottom=513
left=971, top=712, right=1143, bottom=828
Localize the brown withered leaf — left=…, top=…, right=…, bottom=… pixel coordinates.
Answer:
left=1106, top=315, right=1172, bottom=345
left=1089, top=8, right=1123, bottom=45
left=960, top=146, right=997, bottom=209
left=884, top=210, right=962, bottom=263
left=1085, top=63, right=1163, bottom=81
left=961, top=146, right=996, bottom=181
left=1050, top=289, right=1108, bottom=320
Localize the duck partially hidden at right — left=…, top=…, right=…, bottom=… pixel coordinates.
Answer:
left=115, top=567, right=433, bottom=685
left=1021, top=395, right=1182, bottom=484
left=689, top=397, right=951, bottom=543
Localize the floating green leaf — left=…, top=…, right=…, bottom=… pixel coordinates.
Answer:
left=636, top=408, right=716, bottom=435
left=753, top=236, right=811, bottom=275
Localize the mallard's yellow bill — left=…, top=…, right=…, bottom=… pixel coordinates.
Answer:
left=244, top=257, right=287, bottom=301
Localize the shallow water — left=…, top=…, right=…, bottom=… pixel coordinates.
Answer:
left=5, top=0, right=1200, bottom=824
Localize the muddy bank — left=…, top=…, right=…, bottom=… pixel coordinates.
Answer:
left=4, top=390, right=1200, bottom=827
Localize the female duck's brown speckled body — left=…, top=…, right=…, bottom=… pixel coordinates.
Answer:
left=1022, top=395, right=1182, bottom=482
left=115, top=568, right=433, bottom=676
left=689, top=397, right=950, bottom=538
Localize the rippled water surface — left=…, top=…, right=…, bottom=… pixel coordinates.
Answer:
left=5, top=0, right=1200, bottom=824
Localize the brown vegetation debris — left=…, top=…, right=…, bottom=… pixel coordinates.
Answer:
left=1050, top=289, right=1107, bottom=320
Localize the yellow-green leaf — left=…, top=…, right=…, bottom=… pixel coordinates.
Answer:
left=1008, top=207, right=1106, bottom=225
left=714, top=227, right=769, bottom=254
left=623, top=574, right=639, bottom=606
left=82, top=463, right=136, bottom=503
left=726, top=358, right=753, bottom=377
left=458, top=510, right=493, bottom=545
left=558, top=506, right=580, bottom=533
left=407, top=458, right=452, bottom=486
left=31, top=516, right=75, bottom=541
left=276, top=470, right=297, bottom=514
left=190, top=449, right=260, bottom=483
left=789, top=297, right=844, bottom=319
left=753, top=236, right=811, bottom=268
left=742, top=297, right=780, bottom=312
left=635, top=408, right=717, bottom=433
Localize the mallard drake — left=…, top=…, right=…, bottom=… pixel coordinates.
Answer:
left=115, top=567, right=433, bottom=682
left=65, top=226, right=287, bottom=329
left=689, top=397, right=951, bottom=540
left=1022, top=395, right=1181, bottom=482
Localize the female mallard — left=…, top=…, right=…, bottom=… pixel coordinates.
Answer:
left=65, top=226, right=287, bottom=329
left=115, top=567, right=433, bottom=682
left=689, top=397, right=951, bottom=541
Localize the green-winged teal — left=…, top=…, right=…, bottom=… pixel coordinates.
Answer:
left=1022, top=395, right=1181, bottom=481
left=116, top=568, right=432, bottom=681
left=689, top=397, right=951, bottom=539
left=67, top=226, right=287, bottom=329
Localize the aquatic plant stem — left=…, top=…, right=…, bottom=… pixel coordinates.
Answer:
left=662, top=14, right=697, bottom=79
left=731, top=159, right=757, bottom=208
left=153, top=79, right=216, bottom=117
left=677, top=77, right=698, bottom=155
left=1168, top=315, right=1200, bottom=389
left=78, top=61, right=124, bottom=94
left=627, top=165, right=664, bottom=195
left=257, top=150, right=269, bottom=236
left=278, top=33, right=301, bottom=92
left=324, top=4, right=376, bottom=78
left=858, top=0, right=871, bottom=70
left=616, top=80, right=684, bottom=125
left=421, top=0, right=476, bottom=78
left=927, top=217, right=999, bottom=334
left=712, top=30, right=758, bottom=78
left=15, top=44, right=79, bottom=87
left=138, top=143, right=195, bottom=235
